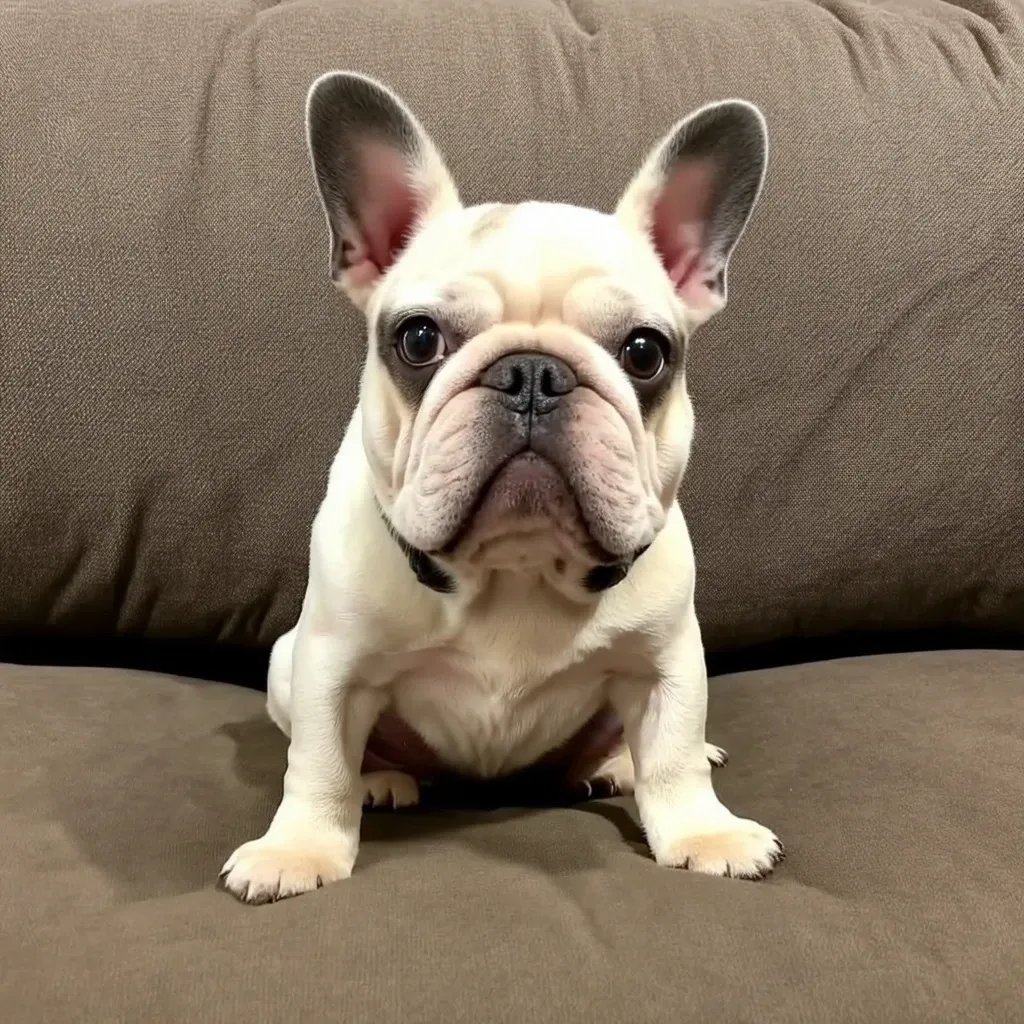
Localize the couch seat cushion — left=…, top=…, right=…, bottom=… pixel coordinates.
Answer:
left=1, top=651, right=1021, bottom=1022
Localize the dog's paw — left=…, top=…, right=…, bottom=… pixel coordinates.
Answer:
left=704, top=742, right=728, bottom=767
left=576, top=744, right=634, bottom=800
left=362, top=770, right=420, bottom=809
left=220, top=831, right=355, bottom=904
left=655, top=815, right=783, bottom=880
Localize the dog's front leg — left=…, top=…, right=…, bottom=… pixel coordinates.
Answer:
left=221, top=626, right=385, bottom=903
left=612, top=610, right=783, bottom=879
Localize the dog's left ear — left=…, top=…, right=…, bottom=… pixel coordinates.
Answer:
left=306, top=72, right=462, bottom=309
left=616, top=101, right=767, bottom=328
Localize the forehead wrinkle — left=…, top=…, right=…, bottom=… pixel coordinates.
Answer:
left=563, top=278, right=670, bottom=352
left=434, top=278, right=502, bottom=340
left=469, top=203, right=621, bottom=324
left=469, top=264, right=541, bottom=324
left=564, top=279, right=636, bottom=329
left=534, top=263, right=607, bottom=324
left=580, top=305, right=638, bottom=351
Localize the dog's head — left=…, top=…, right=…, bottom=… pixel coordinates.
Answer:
left=307, top=73, right=766, bottom=590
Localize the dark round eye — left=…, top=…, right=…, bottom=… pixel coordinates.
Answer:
left=396, top=317, right=446, bottom=367
left=619, top=329, right=668, bottom=381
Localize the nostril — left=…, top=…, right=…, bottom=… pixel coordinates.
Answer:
left=480, top=358, right=527, bottom=395
left=538, top=360, right=576, bottom=397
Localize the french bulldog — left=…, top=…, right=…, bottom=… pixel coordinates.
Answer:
left=221, top=71, right=781, bottom=903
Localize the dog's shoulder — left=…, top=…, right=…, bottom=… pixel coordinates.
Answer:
left=304, top=413, right=444, bottom=637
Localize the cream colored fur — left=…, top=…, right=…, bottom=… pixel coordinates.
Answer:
left=221, top=73, right=781, bottom=903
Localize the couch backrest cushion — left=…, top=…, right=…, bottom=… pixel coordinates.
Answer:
left=2, top=0, right=1022, bottom=654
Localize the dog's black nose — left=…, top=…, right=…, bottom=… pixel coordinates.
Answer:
left=478, top=353, right=578, bottom=414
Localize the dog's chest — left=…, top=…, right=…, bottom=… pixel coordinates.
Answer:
left=377, top=592, right=618, bottom=778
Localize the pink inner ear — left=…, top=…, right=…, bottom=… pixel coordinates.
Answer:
left=650, top=158, right=719, bottom=312
left=346, top=141, right=419, bottom=290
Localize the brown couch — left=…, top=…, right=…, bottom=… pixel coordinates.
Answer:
left=2, top=0, right=1023, bottom=1020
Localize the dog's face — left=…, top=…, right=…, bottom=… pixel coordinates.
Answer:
left=307, top=74, right=767, bottom=585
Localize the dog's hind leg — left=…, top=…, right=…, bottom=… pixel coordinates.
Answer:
left=266, top=627, right=296, bottom=738
left=585, top=741, right=636, bottom=796
left=584, top=741, right=728, bottom=798
left=362, top=771, right=420, bottom=809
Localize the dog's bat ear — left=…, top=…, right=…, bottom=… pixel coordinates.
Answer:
left=616, top=101, right=767, bottom=329
left=306, top=72, right=461, bottom=309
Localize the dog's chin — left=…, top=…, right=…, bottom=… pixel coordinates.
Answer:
left=444, top=453, right=604, bottom=569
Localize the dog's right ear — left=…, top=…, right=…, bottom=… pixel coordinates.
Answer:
left=306, top=72, right=461, bottom=309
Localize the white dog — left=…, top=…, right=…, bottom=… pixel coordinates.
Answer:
left=221, top=72, right=782, bottom=903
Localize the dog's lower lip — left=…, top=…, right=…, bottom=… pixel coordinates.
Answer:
left=435, top=451, right=621, bottom=563
left=437, top=450, right=532, bottom=555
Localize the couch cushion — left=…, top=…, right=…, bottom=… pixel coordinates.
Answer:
left=2, top=0, right=1023, bottom=654
left=1, top=651, right=1022, bottom=1022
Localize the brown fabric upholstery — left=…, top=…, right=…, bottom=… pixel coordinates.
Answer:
left=1, top=651, right=1022, bottom=1022
left=1, top=0, right=1023, bottom=655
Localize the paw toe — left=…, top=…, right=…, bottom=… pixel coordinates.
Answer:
left=704, top=743, right=729, bottom=767
left=658, top=818, right=783, bottom=880
left=567, top=776, right=620, bottom=803
left=362, top=771, right=420, bottom=809
left=220, top=837, right=353, bottom=904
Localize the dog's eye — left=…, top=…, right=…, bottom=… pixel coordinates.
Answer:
left=619, top=329, right=667, bottom=381
left=396, top=317, right=446, bottom=367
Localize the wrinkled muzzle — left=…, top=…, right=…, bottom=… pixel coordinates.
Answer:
left=388, top=335, right=665, bottom=565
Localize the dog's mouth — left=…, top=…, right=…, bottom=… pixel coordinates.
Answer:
left=439, top=451, right=616, bottom=563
